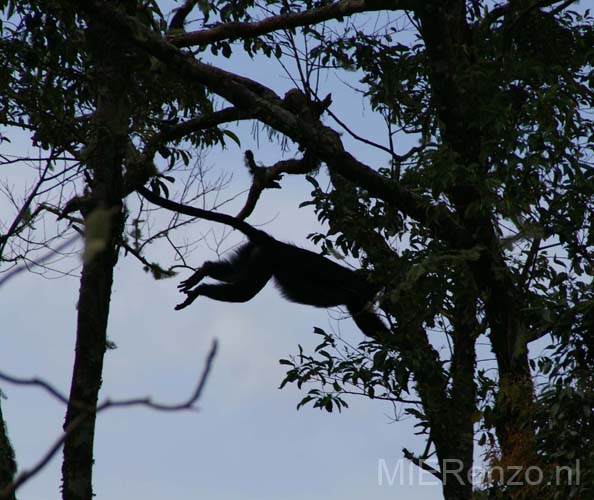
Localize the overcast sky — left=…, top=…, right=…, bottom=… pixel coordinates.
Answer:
left=0, top=4, right=448, bottom=499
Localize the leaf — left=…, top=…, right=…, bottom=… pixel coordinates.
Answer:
left=222, top=129, right=241, bottom=147
left=297, top=395, right=315, bottom=410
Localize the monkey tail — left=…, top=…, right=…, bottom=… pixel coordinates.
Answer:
left=138, top=185, right=269, bottom=244
left=347, top=303, right=392, bottom=341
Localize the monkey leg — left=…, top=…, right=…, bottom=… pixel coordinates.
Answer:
left=176, top=264, right=272, bottom=309
left=178, top=243, right=258, bottom=293
left=176, top=261, right=242, bottom=309
left=178, top=260, right=244, bottom=293
left=175, top=281, right=265, bottom=310
left=190, top=273, right=270, bottom=303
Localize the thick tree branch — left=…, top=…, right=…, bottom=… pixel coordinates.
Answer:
left=124, top=107, right=252, bottom=192
left=481, top=0, right=577, bottom=27
left=61, top=107, right=250, bottom=220
left=78, top=0, right=464, bottom=247
left=519, top=238, right=541, bottom=290
left=169, top=0, right=418, bottom=47
left=143, top=107, right=251, bottom=160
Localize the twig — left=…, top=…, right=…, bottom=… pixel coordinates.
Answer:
left=0, top=154, right=54, bottom=258
left=402, top=447, right=442, bottom=480
left=0, top=234, right=80, bottom=287
left=326, top=106, right=431, bottom=163
left=121, top=240, right=175, bottom=278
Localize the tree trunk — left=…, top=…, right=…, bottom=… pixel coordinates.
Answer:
left=439, top=276, right=478, bottom=500
left=0, top=401, right=16, bottom=500
left=60, top=4, right=132, bottom=499
left=417, top=1, right=538, bottom=472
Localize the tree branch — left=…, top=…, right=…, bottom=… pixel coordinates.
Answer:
left=78, top=0, right=464, bottom=247
left=169, top=0, right=418, bottom=48
left=124, top=107, right=252, bottom=193
left=121, top=239, right=176, bottom=279
left=519, top=238, right=541, bottom=290
left=0, top=234, right=80, bottom=287
left=481, top=0, right=576, bottom=27
left=0, top=340, right=217, bottom=498
left=0, top=154, right=54, bottom=259
left=402, top=447, right=442, bottom=480
left=235, top=150, right=318, bottom=220
left=143, top=107, right=251, bottom=160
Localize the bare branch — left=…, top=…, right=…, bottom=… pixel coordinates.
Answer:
left=0, top=154, right=55, bottom=259
left=0, top=414, right=87, bottom=500
left=0, top=340, right=217, bottom=498
left=0, top=339, right=217, bottom=412
left=0, top=374, right=70, bottom=405
left=0, top=234, right=80, bottom=287
left=325, top=106, right=433, bottom=163
left=235, top=150, right=318, bottom=220
left=99, top=339, right=217, bottom=411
